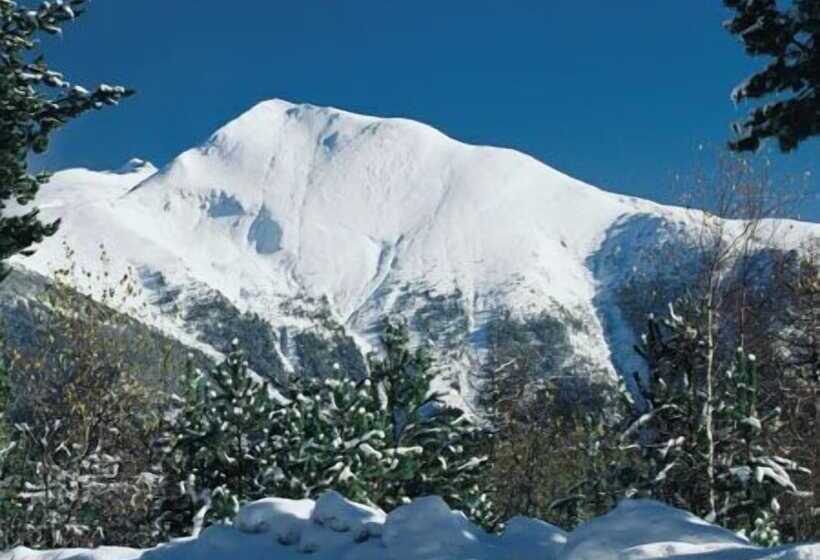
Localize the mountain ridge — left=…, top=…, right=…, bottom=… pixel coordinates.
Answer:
left=9, top=99, right=819, bottom=404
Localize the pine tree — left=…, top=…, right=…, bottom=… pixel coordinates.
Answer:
left=714, top=350, right=810, bottom=545
left=271, top=319, right=494, bottom=524
left=0, top=0, right=133, bottom=281
left=164, top=321, right=495, bottom=535
left=364, top=319, right=493, bottom=524
left=621, top=303, right=706, bottom=512
left=620, top=301, right=809, bottom=543
left=163, top=341, right=279, bottom=536
left=724, top=0, right=819, bottom=153
left=270, top=373, right=394, bottom=506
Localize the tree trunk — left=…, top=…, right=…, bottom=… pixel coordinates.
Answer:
left=814, top=379, right=819, bottom=535
left=703, top=290, right=717, bottom=521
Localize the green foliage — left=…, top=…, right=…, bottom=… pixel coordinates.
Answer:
left=477, top=305, right=624, bottom=531
left=0, top=352, right=8, bottom=440
left=0, top=0, right=133, bottom=280
left=481, top=354, right=627, bottom=530
left=724, top=0, right=819, bottom=152
left=272, top=374, right=396, bottom=505
left=0, top=349, right=18, bottom=546
left=0, top=418, right=163, bottom=549
left=162, top=343, right=278, bottom=534
left=0, top=363, right=167, bottom=549
left=543, top=409, right=635, bottom=529
left=619, top=301, right=810, bottom=543
left=0, top=253, right=181, bottom=549
left=164, top=319, right=494, bottom=536
left=363, top=319, right=493, bottom=525
left=621, top=301, right=709, bottom=510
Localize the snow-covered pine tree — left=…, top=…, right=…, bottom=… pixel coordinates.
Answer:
left=365, top=318, right=494, bottom=525
left=0, top=0, right=133, bottom=281
left=164, top=320, right=495, bottom=534
left=620, top=302, right=705, bottom=510
left=620, top=300, right=809, bottom=543
left=269, top=373, right=395, bottom=504
left=162, top=341, right=279, bottom=535
left=270, top=318, right=495, bottom=526
left=715, top=349, right=811, bottom=545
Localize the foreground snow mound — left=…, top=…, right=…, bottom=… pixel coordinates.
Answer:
left=562, top=499, right=750, bottom=560
left=234, top=497, right=314, bottom=544
left=381, top=496, right=489, bottom=559
left=2, top=494, right=819, bottom=560
left=0, top=547, right=141, bottom=560
left=310, top=491, right=386, bottom=541
left=498, top=516, right=567, bottom=559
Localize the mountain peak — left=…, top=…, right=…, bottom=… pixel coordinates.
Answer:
left=204, top=98, right=452, bottom=161
left=17, top=100, right=820, bottom=399
left=115, top=158, right=157, bottom=175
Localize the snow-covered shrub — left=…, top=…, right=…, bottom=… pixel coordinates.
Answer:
left=0, top=388, right=166, bottom=549
left=0, top=255, right=174, bottom=549
left=0, top=420, right=164, bottom=549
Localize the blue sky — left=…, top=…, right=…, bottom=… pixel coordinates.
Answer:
left=38, top=1, right=818, bottom=221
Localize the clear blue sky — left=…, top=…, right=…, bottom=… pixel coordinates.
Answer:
left=37, top=1, right=819, bottom=221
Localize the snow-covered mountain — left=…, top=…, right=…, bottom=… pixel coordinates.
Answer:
left=10, top=99, right=819, bottom=404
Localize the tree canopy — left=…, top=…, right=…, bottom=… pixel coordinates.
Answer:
left=724, top=0, right=819, bottom=153
left=0, top=0, right=132, bottom=281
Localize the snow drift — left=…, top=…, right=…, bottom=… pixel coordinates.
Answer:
left=2, top=493, right=817, bottom=560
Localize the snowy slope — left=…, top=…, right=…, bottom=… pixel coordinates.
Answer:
left=3, top=494, right=817, bottom=560
left=11, top=100, right=820, bottom=396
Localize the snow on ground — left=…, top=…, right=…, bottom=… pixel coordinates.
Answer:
left=3, top=494, right=817, bottom=560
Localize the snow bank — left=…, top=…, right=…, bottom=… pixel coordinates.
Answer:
left=233, top=497, right=313, bottom=544
left=562, top=499, right=749, bottom=560
left=381, top=496, right=488, bottom=559
left=497, top=515, right=567, bottom=559
left=0, top=548, right=141, bottom=560
left=2, top=494, right=818, bottom=560
left=310, top=491, right=385, bottom=541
